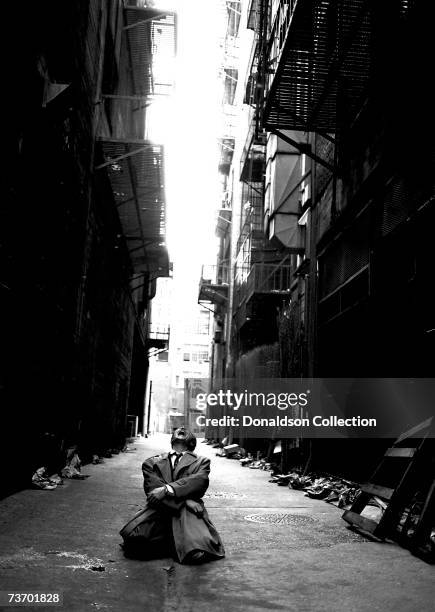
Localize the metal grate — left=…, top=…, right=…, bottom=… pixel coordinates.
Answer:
left=97, top=139, right=168, bottom=276
left=380, top=177, right=432, bottom=238
left=244, top=513, right=316, bottom=525
left=319, top=209, right=369, bottom=299
left=262, top=0, right=417, bottom=132
left=124, top=8, right=176, bottom=97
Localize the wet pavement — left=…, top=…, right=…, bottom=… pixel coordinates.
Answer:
left=0, top=434, right=434, bottom=611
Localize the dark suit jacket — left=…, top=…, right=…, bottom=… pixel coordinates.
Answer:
left=121, top=451, right=224, bottom=562
left=142, top=451, right=210, bottom=503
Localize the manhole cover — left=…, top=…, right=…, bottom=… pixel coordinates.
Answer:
left=244, top=513, right=316, bottom=525
left=204, top=491, right=246, bottom=499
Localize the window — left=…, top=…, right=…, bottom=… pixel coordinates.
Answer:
left=185, top=310, right=210, bottom=335
left=183, top=353, right=190, bottom=361
left=187, top=350, right=210, bottom=363
left=198, top=310, right=210, bottom=335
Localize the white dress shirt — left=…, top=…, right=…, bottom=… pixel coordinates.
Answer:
left=169, top=450, right=185, bottom=468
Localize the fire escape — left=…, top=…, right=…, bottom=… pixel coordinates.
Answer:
left=218, top=1, right=241, bottom=176
left=257, top=0, right=427, bottom=365
left=199, top=264, right=230, bottom=309
left=258, top=0, right=417, bottom=197
left=199, top=1, right=241, bottom=349
left=230, top=0, right=292, bottom=357
left=94, top=4, right=176, bottom=354
left=261, top=0, right=375, bottom=133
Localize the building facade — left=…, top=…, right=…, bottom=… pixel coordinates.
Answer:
left=201, top=0, right=434, bottom=478
left=148, top=274, right=213, bottom=434
left=2, top=1, right=175, bottom=493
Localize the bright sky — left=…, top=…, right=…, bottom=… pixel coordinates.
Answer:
left=145, top=0, right=228, bottom=332
left=150, top=0, right=225, bottom=284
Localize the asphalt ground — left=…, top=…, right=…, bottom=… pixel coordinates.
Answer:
left=0, top=434, right=434, bottom=611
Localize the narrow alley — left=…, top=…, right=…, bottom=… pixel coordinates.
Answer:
left=2, top=1, right=434, bottom=609
left=0, top=435, right=434, bottom=612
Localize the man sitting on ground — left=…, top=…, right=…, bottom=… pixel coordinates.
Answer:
left=120, top=428, right=225, bottom=564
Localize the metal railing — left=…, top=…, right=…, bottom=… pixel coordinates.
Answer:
left=246, top=263, right=292, bottom=301
left=199, top=264, right=230, bottom=306
left=233, top=262, right=292, bottom=311
left=265, top=0, right=299, bottom=94
left=200, top=264, right=230, bottom=287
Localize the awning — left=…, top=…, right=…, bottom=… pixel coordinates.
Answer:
left=96, top=138, right=169, bottom=278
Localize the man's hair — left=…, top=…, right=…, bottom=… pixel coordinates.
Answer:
left=171, top=428, right=196, bottom=451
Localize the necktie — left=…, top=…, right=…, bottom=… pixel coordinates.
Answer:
left=172, top=452, right=182, bottom=469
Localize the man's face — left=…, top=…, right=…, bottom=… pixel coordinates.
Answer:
left=170, top=427, right=196, bottom=451
left=171, top=428, right=188, bottom=451
left=172, top=427, right=187, bottom=442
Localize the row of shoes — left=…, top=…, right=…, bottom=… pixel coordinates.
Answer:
left=267, top=470, right=360, bottom=509
left=239, top=457, right=254, bottom=466
left=31, top=442, right=137, bottom=490
left=303, top=476, right=360, bottom=508
left=240, top=457, right=280, bottom=471
left=226, top=452, right=244, bottom=460
left=31, top=467, right=64, bottom=490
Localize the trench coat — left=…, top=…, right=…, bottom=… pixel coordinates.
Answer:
left=120, top=451, right=225, bottom=563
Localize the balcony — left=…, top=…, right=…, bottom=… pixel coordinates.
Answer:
left=236, top=189, right=264, bottom=255
left=233, top=262, right=292, bottom=333
left=95, top=6, right=177, bottom=280
left=147, top=325, right=170, bottom=350
left=245, top=262, right=292, bottom=303
left=198, top=265, right=229, bottom=307
left=100, top=7, right=176, bottom=140
left=95, top=139, right=169, bottom=277
left=244, top=39, right=260, bottom=107
left=218, top=66, right=239, bottom=175
left=233, top=261, right=291, bottom=314
left=240, top=116, right=266, bottom=182
left=262, top=0, right=372, bottom=132
left=123, top=7, right=176, bottom=98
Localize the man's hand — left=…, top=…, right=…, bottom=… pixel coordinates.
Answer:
left=147, top=486, right=167, bottom=506
left=185, top=499, right=204, bottom=517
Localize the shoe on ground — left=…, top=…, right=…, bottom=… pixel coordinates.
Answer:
left=184, top=550, right=207, bottom=564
